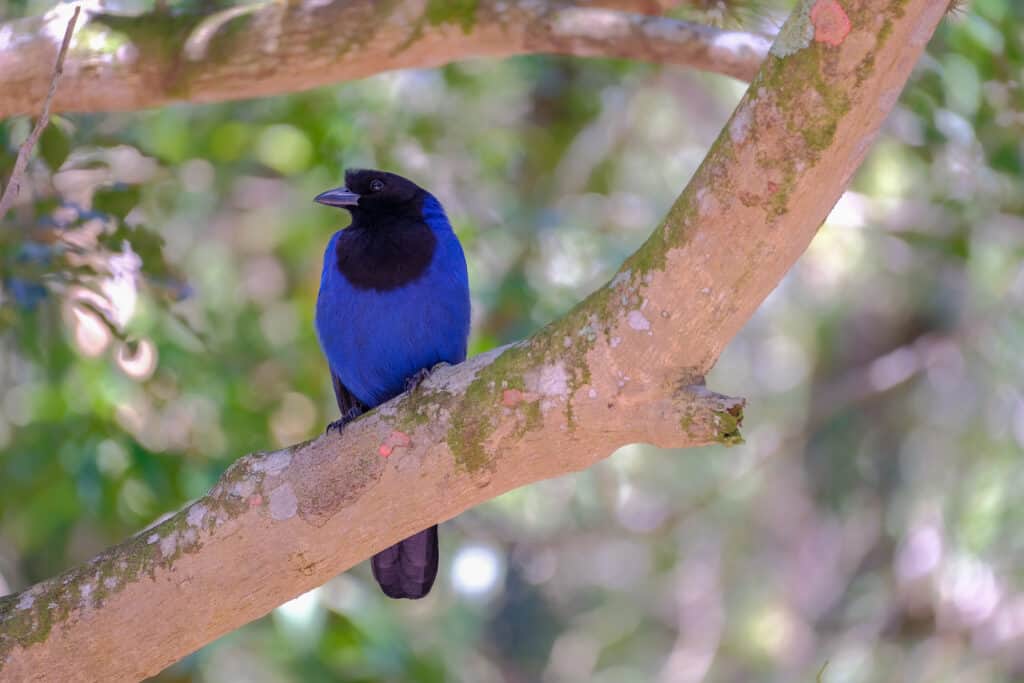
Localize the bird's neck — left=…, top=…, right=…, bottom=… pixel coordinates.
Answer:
left=333, top=217, right=438, bottom=292
left=419, top=194, right=452, bottom=233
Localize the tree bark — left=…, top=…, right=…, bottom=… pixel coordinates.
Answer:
left=0, top=0, right=949, bottom=680
left=0, top=0, right=770, bottom=118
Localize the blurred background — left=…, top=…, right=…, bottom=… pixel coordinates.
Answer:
left=1, top=0, right=1022, bottom=681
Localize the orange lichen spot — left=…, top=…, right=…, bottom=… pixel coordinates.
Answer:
left=811, top=0, right=851, bottom=46
left=379, top=430, right=412, bottom=457
left=248, top=494, right=263, bottom=507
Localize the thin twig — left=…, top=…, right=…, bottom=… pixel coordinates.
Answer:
left=0, top=5, right=81, bottom=222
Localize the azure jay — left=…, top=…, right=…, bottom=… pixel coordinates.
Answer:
left=313, top=169, right=470, bottom=599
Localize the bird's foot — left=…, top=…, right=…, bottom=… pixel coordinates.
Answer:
left=404, top=362, right=450, bottom=394
left=325, top=406, right=363, bottom=435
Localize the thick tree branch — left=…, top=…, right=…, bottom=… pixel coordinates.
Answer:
left=0, top=0, right=770, bottom=118
left=0, top=350, right=743, bottom=681
left=0, top=0, right=949, bottom=679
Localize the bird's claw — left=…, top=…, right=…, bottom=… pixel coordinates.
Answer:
left=325, top=406, right=363, bottom=435
left=404, top=368, right=431, bottom=394
left=404, top=362, right=449, bottom=393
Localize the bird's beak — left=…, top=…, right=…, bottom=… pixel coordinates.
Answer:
left=314, top=186, right=360, bottom=208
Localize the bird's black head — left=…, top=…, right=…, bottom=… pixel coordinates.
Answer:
left=314, top=169, right=425, bottom=220
left=314, top=169, right=440, bottom=291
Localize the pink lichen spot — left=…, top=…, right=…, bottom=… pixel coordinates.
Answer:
left=502, top=389, right=524, bottom=406
left=811, top=0, right=851, bottom=46
left=248, top=494, right=263, bottom=507
left=379, top=430, right=412, bottom=457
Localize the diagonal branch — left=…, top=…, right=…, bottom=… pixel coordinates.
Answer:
left=0, top=0, right=949, bottom=679
left=0, top=0, right=770, bottom=118
left=0, top=345, right=744, bottom=681
left=0, top=5, right=79, bottom=221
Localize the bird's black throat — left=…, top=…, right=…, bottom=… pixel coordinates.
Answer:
left=335, top=208, right=438, bottom=292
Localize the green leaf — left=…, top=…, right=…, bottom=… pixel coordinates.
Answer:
left=890, top=229, right=970, bottom=261
left=38, top=120, right=71, bottom=171
left=101, top=224, right=166, bottom=272
left=92, top=184, right=141, bottom=219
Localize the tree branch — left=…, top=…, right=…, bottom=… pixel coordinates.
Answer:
left=0, top=5, right=79, bottom=220
left=0, top=0, right=770, bottom=118
left=0, top=0, right=949, bottom=679
left=0, top=348, right=743, bottom=681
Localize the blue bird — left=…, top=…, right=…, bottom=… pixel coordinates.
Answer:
left=313, top=169, right=470, bottom=599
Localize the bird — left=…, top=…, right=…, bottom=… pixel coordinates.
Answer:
left=313, top=169, right=470, bottom=599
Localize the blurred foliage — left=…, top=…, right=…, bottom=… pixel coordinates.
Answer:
left=1, top=0, right=1023, bottom=681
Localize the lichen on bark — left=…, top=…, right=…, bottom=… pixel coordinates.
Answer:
left=0, top=445, right=292, bottom=669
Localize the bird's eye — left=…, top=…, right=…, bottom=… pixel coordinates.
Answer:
left=369, top=179, right=385, bottom=193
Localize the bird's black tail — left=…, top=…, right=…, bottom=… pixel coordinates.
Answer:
left=371, top=525, right=439, bottom=599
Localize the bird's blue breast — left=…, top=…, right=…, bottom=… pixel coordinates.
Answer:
left=314, top=196, right=470, bottom=408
